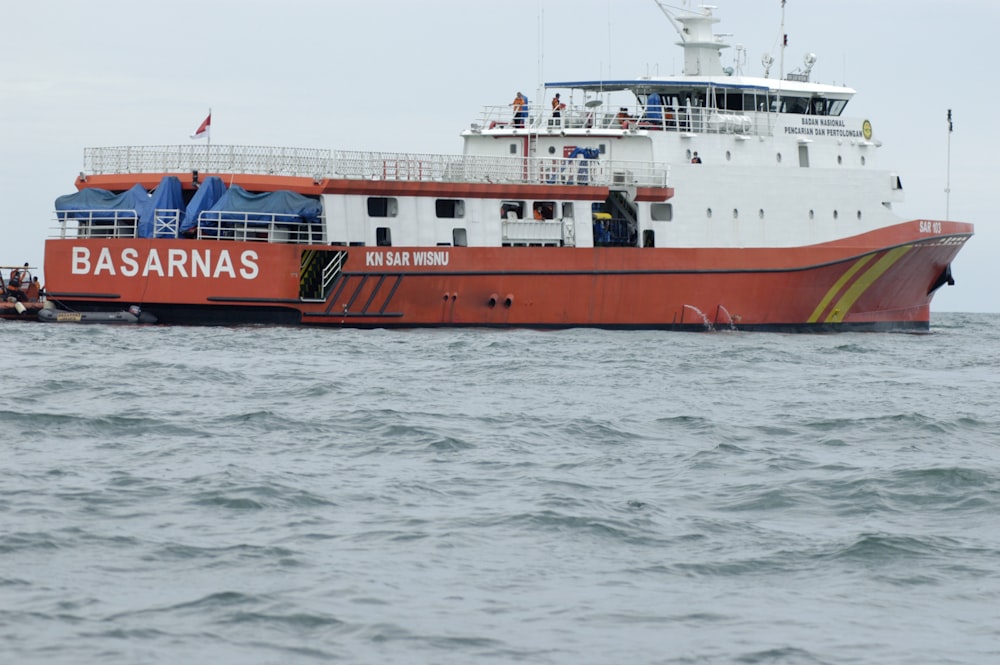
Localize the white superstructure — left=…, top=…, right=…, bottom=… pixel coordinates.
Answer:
left=462, top=3, right=902, bottom=251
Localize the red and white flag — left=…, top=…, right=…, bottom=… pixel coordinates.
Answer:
left=190, top=112, right=211, bottom=140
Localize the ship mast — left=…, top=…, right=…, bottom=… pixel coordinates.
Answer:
left=652, top=1, right=727, bottom=77
left=779, top=0, right=787, bottom=81
left=777, top=0, right=787, bottom=109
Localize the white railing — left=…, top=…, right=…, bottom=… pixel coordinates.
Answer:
left=85, top=145, right=334, bottom=178
left=53, top=209, right=323, bottom=243
left=55, top=210, right=138, bottom=238
left=195, top=211, right=324, bottom=244
left=476, top=102, right=767, bottom=137
left=81, top=146, right=670, bottom=189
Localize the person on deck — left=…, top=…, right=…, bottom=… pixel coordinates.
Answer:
left=511, top=92, right=527, bottom=127
left=26, top=276, right=42, bottom=302
left=6, top=263, right=28, bottom=302
left=691, top=152, right=703, bottom=164
left=551, top=93, right=565, bottom=119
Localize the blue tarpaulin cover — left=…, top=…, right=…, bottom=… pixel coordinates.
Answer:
left=207, top=185, right=322, bottom=225
left=180, top=176, right=227, bottom=234
left=55, top=184, right=151, bottom=221
left=141, top=176, right=184, bottom=238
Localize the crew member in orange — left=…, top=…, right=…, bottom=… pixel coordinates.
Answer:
left=26, top=276, right=42, bottom=302
left=664, top=105, right=675, bottom=128
left=551, top=93, right=565, bottom=119
left=6, top=263, right=28, bottom=301
left=615, top=107, right=632, bottom=129
left=511, top=92, right=527, bottom=127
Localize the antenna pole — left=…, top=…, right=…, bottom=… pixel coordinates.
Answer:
left=779, top=1, right=786, bottom=77
left=774, top=1, right=787, bottom=108
left=946, top=109, right=953, bottom=220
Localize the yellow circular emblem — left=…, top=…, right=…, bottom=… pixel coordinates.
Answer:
left=862, top=120, right=873, bottom=141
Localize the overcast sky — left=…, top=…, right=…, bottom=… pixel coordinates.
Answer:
left=2, top=0, right=995, bottom=313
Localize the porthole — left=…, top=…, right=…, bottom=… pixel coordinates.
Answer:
left=833, top=210, right=839, bottom=220
left=726, top=150, right=732, bottom=161
left=686, top=149, right=693, bottom=161
left=548, top=146, right=556, bottom=155
left=809, top=210, right=815, bottom=220
left=733, top=208, right=739, bottom=219
left=776, top=152, right=783, bottom=163
left=759, top=209, right=765, bottom=219
left=861, top=156, right=867, bottom=166
left=707, top=208, right=713, bottom=219
left=857, top=210, right=863, bottom=220
left=837, top=155, right=843, bottom=165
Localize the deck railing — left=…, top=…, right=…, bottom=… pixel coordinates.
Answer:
left=54, top=209, right=324, bottom=244
left=476, top=102, right=768, bottom=137
left=84, top=145, right=334, bottom=179
left=81, top=146, right=670, bottom=189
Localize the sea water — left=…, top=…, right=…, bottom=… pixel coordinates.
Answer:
left=3, top=313, right=999, bottom=664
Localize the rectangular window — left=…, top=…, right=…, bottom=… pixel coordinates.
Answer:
left=562, top=202, right=574, bottom=219
left=376, top=227, right=392, bottom=246
left=532, top=201, right=556, bottom=220
left=650, top=203, right=673, bottom=222
left=453, top=228, right=468, bottom=247
left=501, top=201, right=525, bottom=219
left=367, top=197, right=397, bottom=217
left=435, top=199, right=465, bottom=219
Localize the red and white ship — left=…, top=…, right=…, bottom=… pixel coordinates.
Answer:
left=43, top=4, right=972, bottom=331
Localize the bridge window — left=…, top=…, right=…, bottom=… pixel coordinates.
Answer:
left=436, top=199, right=465, bottom=218
left=774, top=96, right=809, bottom=114
left=368, top=197, right=397, bottom=217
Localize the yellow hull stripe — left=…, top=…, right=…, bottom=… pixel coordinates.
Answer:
left=807, top=255, right=875, bottom=323
left=824, top=246, right=914, bottom=323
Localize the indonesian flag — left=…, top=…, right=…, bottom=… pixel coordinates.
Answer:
left=190, top=113, right=211, bottom=140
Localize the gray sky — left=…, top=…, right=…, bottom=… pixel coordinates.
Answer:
left=2, top=0, right=995, bottom=312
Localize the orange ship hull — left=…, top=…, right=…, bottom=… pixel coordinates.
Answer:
left=43, top=219, right=971, bottom=331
